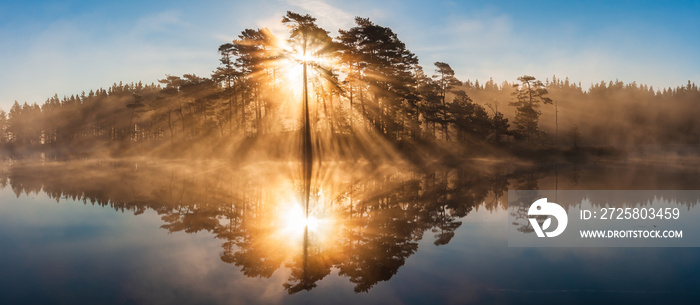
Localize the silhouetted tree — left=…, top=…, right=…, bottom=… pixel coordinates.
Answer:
left=510, top=75, right=552, bottom=144
left=433, top=62, right=461, bottom=141
left=338, top=17, right=420, bottom=139
left=126, top=93, right=145, bottom=140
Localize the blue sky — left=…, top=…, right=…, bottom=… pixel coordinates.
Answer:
left=0, top=0, right=698, bottom=110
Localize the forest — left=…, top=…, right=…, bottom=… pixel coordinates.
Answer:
left=1, top=12, right=699, bottom=161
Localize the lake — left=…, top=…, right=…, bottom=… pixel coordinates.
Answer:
left=1, top=159, right=699, bottom=304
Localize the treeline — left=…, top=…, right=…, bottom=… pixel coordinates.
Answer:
left=542, top=78, right=700, bottom=147
left=425, top=76, right=700, bottom=149
left=0, top=12, right=698, bottom=159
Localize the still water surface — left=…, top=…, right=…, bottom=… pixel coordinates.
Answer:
left=0, top=159, right=699, bottom=304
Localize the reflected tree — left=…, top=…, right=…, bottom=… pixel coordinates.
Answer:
left=1, top=160, right=518, bottom=293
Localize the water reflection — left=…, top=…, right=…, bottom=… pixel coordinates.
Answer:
left=3, top=159, right=700, bottom=304
left=0, top=159, right=514, bottom=293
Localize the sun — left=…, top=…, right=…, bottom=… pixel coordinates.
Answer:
left=272, top=41, right=339, bottom=99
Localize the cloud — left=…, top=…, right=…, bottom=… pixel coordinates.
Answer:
left=130, top=10, right=190, bottom=36
left=283, top=0, right=355, bottom=32
left=406, top=11, right=519, bottom=82
left=406, top=8, right=695, bottom=91
left=256, top=13, right=289, bottom=38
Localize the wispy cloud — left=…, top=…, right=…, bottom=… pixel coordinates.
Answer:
left=409, top=8, right=694, bottom=90
left=130, top=10, right=190, bottom=36
left=283, top=0, right=355, bottom=31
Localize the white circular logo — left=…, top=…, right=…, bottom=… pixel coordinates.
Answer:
left=528, top=198, right=568, bottom=237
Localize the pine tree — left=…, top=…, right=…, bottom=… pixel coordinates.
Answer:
left=509, top=75, right=553, bottom=144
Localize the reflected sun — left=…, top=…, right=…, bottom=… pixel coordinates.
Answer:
left=280, top=202, right=319, bottom=235
left=293, top=53, right=313, bottom=63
